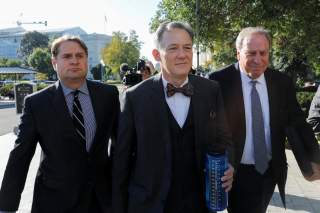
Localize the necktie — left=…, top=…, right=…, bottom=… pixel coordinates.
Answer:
left=166, top=82, right=194, bottom=97
left=72, top=90, right=86, bottom=143
left=251, top=81, right=268, bottom=174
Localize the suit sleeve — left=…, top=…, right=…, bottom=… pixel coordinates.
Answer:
left=307, top=86, right=320, bottom=134
left=112, top=91, right=136, bottom=213
left=0, top=96, right=38, bottom=211
left=287, top=79, right=320, bottom=164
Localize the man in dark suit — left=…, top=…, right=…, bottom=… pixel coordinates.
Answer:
left=308, top=86, right=320, bottom=134
left=208, top=27, right=320, bottom=213
left=112, top=21, right=234, bottom=213
left=0, top=35, right=119, bottom=213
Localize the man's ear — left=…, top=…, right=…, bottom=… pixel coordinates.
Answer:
left=152, top=49, right=161, bottom=61
left=236, top=50, right=240, bottom=61
left=51, top=58, right=57, bottom=71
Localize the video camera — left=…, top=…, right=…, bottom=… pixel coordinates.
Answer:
left=121, top=59, right=146, bottom=87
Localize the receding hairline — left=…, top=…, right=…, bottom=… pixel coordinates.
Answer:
left=154, top=21, right=194, bottom=49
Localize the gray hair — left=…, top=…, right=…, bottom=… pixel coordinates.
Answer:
left=236, top=27, right=271, bottom=50
left=154, top=21, right=194, bottom=49
left=51, top=35, right=88, bottom=58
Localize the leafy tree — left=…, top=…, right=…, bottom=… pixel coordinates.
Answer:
left=150, top=0, right=320, bottom=82
left=28, top=48, right=56, bottom=80
left=0, top=58, right=8, bottom=67
left=0, top=58, right=22, bottom=67
left=5, top=59, right=22, bottom=67
left=102, top=30, right=141, bottom=75
left=18, top=31, right=49, bottom=64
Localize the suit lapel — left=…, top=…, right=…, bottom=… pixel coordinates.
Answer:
left=150, top=74, right=172, bottom=162
left=230, top=64, right=247, bottom=157
left=264, top=69, right=278, bottom=148
left=189, top=75, right=206, bottom=172
left=150, top=74, right=170, bottom=132
left=86, top=81, right=102, bottom=153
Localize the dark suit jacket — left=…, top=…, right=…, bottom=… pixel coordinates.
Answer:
left=0, top=80, right=119, bottom=213
left=307, top=85, right=320, bottom=133
left=208, top=63, right=320, bottom=206
left=112, top=73, right=234, bottom=213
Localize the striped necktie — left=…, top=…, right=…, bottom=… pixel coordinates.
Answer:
left=251, top=81, right=268, bottom=174
left=72, top=90, right=86, bottom=143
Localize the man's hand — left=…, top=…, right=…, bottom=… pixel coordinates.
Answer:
left=304, top=162, right=320, bottom=181
left=221, top=164, right=234, bottom=192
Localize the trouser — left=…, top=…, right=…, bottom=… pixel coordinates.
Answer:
left=227, top=163, right=276, bottom=213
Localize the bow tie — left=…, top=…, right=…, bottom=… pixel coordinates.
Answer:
left=166, top=82, right=194, bottom=97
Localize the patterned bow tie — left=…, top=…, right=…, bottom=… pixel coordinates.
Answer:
left=166, top=82, right=194, bottom=97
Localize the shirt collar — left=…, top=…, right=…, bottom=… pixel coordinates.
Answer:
left=239, top=66, right=266, bottom=85
left=161, top=74, right=189, bottom=90
left=59, top=80, right=89, bottom=96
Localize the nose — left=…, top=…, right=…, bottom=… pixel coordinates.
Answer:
left=70, top=56, right=79, bottom=64
left=176, top=47, right=187, bottom=58
left=253, top=55, right=262, bottom=64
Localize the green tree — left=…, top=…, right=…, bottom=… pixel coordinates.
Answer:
left=19, top=31, right=49, bottom=65
left=150, top=0, right=320, bottom=81
left=0, top=58, right=8, bottom=67
left=102, top=30, right=141, bottom=75
left=28, top=48, right=56, bottom=80
left=0, top=58, right=22, bottom=67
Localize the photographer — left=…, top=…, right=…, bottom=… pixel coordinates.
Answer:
left=121, top=59, right=149, bottom=87
left=139, top=64, right=152, bottom=80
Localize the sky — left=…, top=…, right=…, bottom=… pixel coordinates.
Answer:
left=0, top=0, right=161, bottom=63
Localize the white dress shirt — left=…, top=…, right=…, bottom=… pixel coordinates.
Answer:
left=239, top=69, right=272, bottom=164
left=162, top=76, right=190, bottom=128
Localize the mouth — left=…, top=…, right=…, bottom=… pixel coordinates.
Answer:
left=250, top=66, right=264, bottom=70
left=69, top=68, right=82, bottom=72
left=175, top=62, right=187, bottom=66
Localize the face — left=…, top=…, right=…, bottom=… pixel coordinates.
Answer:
left=152, top=28, right=193, bottom=83
left=51, top=41, right=88, bottom=86
left=141, top=67, right=151, bottom=80
left=237, top=33, right=270, bottom=79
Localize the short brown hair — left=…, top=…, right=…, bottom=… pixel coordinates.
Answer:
left=51, top=35, right=88, bottom=58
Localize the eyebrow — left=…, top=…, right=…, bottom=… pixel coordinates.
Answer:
left=167, top=43, right=192, bottom=47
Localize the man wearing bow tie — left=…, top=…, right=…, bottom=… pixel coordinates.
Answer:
left=112, top=21, right=234, bottom=213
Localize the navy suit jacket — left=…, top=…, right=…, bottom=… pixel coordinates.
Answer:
left=0, top=80, right=119, bottom=213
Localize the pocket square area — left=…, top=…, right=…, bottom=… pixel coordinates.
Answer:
left=210, top=111, right=216, bottom=119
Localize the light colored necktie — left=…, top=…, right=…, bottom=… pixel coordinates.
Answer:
left=251, top=81, right=268, bottom=174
